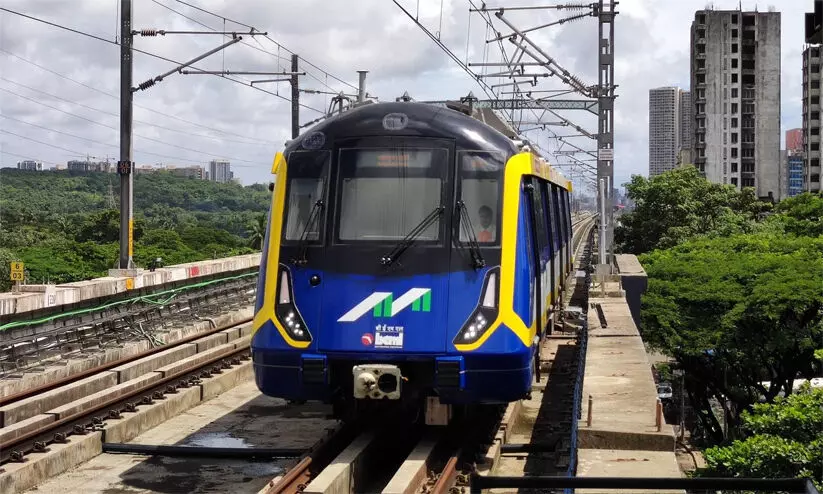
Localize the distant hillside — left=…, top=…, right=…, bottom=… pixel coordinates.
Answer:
left=0, top=169, right=270, bottom=289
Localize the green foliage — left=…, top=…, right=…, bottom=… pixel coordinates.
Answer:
left=770, top=193, right=823, bottom=237
left=639, top=233, right=823, bottom=442
left=615, top=166, right=770, bottom=254
left=699, top=386, right=823, bottom=486
left=0, top=248, right=17, bottom=292
left=0, top=169, right=269, bottom=285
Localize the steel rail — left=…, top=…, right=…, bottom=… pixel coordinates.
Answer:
left=0, top=317, right=252, bottom=407
left=263, top=422, right=361, bottom=494
left=431, top=450, right=462, bottom=494
left=0, top=343, right=251, bottom=465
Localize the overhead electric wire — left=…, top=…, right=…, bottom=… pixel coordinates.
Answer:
left=0, top=129, right=100, bottom=157
left=392, top=0, right=496, bottom=101
left=0, top=117, right=229, bottom=166
left=167, top=0, right=358, bottom=92
left=0, top=86, right=262, bottom=164
left=0, top=76, right=269, bottom=147
left=0, top=49, right=277, bottom=145
left=0, top=150, right=63, bottom=167
left=0, top=7, right=325, bottom=114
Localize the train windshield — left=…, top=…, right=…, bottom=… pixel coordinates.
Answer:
left=283, top=150, right=330, bottom=242
left=457, top=151, right=505, bottom=245
left=336, top=147, right=449, bottom=242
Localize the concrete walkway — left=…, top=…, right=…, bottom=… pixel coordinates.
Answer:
left=576, top=265, right=682, bottom=493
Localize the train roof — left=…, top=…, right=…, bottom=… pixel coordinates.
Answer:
left=285, top=101, right=519, bottom=156
left=281, top=101, right=572, bottom=191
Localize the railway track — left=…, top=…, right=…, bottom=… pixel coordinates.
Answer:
left=2, top=214, right=599, bottom=493
left=259, top=217, right=599, bottom=494
left=0, top=316, right=253, bottom=408
left=1, top=270, right=257, bottom=379
left=0, top=317, right=254, bottom=471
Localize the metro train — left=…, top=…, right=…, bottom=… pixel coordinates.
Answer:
left=251, top=101, right=573, bottom=422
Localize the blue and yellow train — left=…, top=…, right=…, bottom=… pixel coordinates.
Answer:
left=251, top=101, right=573, bottom=421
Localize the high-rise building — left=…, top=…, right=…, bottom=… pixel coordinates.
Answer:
left=66, top=160, right=111, bottom=173
left=679, top=90, right=692, bottom=153
left=690, top=9, right=782, bottom=200
left=16, top=160, right=42, bottom=171
left=802, top=45, right=822, bottom=193
left=786, top=128, right=803, bottom=153
left=209, top=159, right=231, bottom=183
left=167, top=165, right=205, bottom=179
left=788, top=152, right=805, bottom=197
left=649, top=87, right=687, bottom=176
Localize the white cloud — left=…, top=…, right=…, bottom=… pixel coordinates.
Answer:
left=0, top=0, right=814, bottom=192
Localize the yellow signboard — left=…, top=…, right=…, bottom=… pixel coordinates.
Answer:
left=10, top=262, right=24, bottom=273
left=128, top=219, right=134, bottom=257
left=10, top=262, right=24, bottom=281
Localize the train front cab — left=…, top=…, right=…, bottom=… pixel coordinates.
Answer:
left=250, top=104, right=573, bottom=418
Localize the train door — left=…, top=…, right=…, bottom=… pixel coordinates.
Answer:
left=554, top=185, right=569, bottom=284
left=564, top=189, right=572, bottom=272
left=527, top=177, right=551, bottom=336
left=549, top=183, right=562, bottom=295
left=540, top=182, right=556, bottom=324
left=562, top=188, right=571, bottom=274
left=520, top=179, right=537, bottom=342
left=448, top=150, right=506, bottom=352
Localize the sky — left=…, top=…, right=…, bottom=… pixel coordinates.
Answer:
left=0, top=0, right=815, bottom=192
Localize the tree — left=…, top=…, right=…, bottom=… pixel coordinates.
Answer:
left=615, top=166, right=770, bottom=254
left=0, top=168, right=269, bottom=286
left=769, top=192, right=823, bottom=237
left=247, top=214, right=267, bottom=250
left=0, top=248, right=17, bottom=292
left=639, top=233, right=823, bottom=442
left=698, top=384, right=822, bottom=488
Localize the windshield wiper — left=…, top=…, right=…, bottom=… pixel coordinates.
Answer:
left=291, top=199, right=324, bottom=266
left=456, top=201, right=486, bottom=269
left=380, top=206, right=445, bottom=266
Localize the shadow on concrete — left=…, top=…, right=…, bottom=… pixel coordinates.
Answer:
left=107, top=396, right=333, bottom=494
left=518, top=341, right=579, bottom=494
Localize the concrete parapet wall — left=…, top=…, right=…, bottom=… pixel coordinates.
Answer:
left=614, top=254, right=648, bottom=333
left=577, top=282, right=680, bottom=480
left=0, top=307, right=252, bottom=400
left=0, top=253, right=262, bottom=317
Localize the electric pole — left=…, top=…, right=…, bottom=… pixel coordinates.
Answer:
left=118, top=0, right=135, bottom=270
left=116, top=7, right=272, bottom=272
left=291, top=54, right=299, bottom=139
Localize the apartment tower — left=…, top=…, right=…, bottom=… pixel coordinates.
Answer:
left=802, top=46, right=822, bottom=193
left=209, top=159, right=232, bottom=183
left=649, top=87, right=690, bottom=176
left=690, top=9, right=781, bottom=199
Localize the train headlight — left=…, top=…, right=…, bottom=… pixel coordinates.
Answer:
left=453, top=267, right=500, bottom=345
left=275, top=266, right=312, bottom=343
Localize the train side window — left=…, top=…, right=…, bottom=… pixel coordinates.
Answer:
left=283, top=150, right=330, bottom=241
left=563, top=189, right=572, bottom=243
left=529, top=177, right=548, bottom=255
left=553, top=185, right=566, bottom=246
left=540, top=182, right=555, bottom=256
left=458, top=150, right=506, bottom=244
left=549, top=184, right=561, bottom=252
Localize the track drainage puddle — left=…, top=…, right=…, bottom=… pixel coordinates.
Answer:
left=182, top=431, right=252, bottom=448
